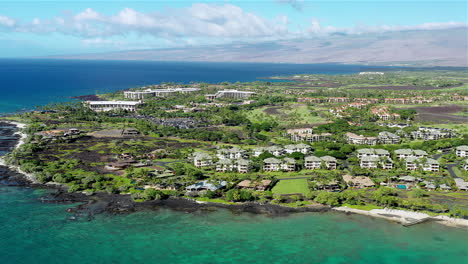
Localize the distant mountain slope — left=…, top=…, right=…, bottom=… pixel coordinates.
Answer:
left=54, top=28, right=468, bottom=67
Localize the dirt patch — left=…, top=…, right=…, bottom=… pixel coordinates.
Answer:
left=264, top=107, right=284, bottom=116
left=405, top=105, right=467, bottom=123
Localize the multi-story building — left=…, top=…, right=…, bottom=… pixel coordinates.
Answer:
left=192, top=152, right=213, bottom=168
left=284, top=143, right=312, bottom=154
left=216, top=158, right=251, bottom=173
left=394, top=149, right=428, bottom=159
left=455, top=145, right=468, bottom=158
left=345, top=132, right=378, bottom=145
left=356, top=148, right=390, bottom=159
left=405, top=157, right=439, bottom=172
left=286, top=128, right=331, bottom=142
left=206, top=90, right=256, bottom=100
left=297, top=97, right=324, bottom=103
left=123, top=89, right=157, bottom=99
left=410, top=127, right=456, bottom=140
left=360, top=156, right=393, bottom=169
left=85, top=101, right=142, bottom=112
left=371, top=107, right=400, bottom=121
left=216, top=147, right=247, bottom=159
left=263, top=157, right=296, bottom=172
left=266, top=146, right=285, bottom=156
left=304, top=156, right=337, bottom=170
left=378, top=131, right=401, bottom=144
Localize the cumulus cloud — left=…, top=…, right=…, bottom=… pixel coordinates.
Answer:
left=0, top=4, right=466, bottom=49
left=276, top=0, right=305, bottom=11
left=0, top=15, right=16, bottom=27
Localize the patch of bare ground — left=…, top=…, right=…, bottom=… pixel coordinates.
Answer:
left=263, top=106, right=284, bottom=116
left=405, top=105, right=467, bottom=123
left=351, top=85, right=461, bottom=90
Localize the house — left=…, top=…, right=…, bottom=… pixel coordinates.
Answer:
left=237, top=180, right=272, bottom=191
left=284, top=143, right=311, bottom=154
left=410, top=127, right=456, bottom=140
left=342, top=175, right=375, bottom=188
left=192, top=152, right=213, bottom=168
left=216, top=146, right=246, bottom=159
left=357, top=148, right=390, bottom=159
left=439, top=184, right=452, bottom=191
left=422, top=181, right=437, bottom=190
left=394, top=149, right=428, bottom=159
left=360, top=156, right=393, bottom=169
left=345, top=132, right=378, bottom=145
left=404, top=157, right=439, bottom=172
left=104, top=160, right=136, bottom=171
left=185, top=180, right=227, bottom=192
left=314, top=180, right=341, bottom=192
left=85, top=101, right=142, bottom=112
left=304, top=155, right=337, bottom=170
left=398, top=176, right=420, bottom=183
left=454, top=178, right=468, bottom=191
left=455, top=145, right=468, bottom=158
left=378, top=131, right=401, bottom=144
left=464, top=159, right=468, bottom=171
left=35, top=128, right=80, bottom=140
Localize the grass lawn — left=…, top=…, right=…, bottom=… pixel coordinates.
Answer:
left=272, top=179, right=311, bottom=195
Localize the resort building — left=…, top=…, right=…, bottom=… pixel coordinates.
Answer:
left=185, top=180, right=227, bottom=192
left=377, top=131, right=401, bottom=144
left=205, top=90, right=256, bottom=100
left=328, top=97, right=350, bottom=103
left=85, top=101, right=142, bottom=112
left=252, top=147, right=267, bottom=157
left=404, top=157, right=439, bottom=172
left=286, top=128, right=331, bottom=142
left=215, top=158, right=251, bottom=173
left=345, top=132, right=378, bottom=145
left=371, top=107, right=400, bottom=120
left=356, top=148, right=390, bottom=159
left=342, top=175, right=375, bottom=189
left=123, top=89, right=156, bottom=100
left=216, top=147, right=247, bottom=159
left=464, top=160, right=468, bottom=171
left=192, top=152, right=213, bottom=168
left=360, top=156, right=393, bottom=170
left=265, top=146, right=285, bottom=157
left=304, top=156, right=337, bottom=170
left=394, top=149, right=428, bottom=159
left=263, top=157, right=296, bottom=172
left=284, top=143, right=312, bottom=154
left=410, top=127, right=456, bottom=140
left=455, top=145, right=468, bottom=158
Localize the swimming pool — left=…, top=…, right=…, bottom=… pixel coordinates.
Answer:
left=397, top=184, right=407, bottom=189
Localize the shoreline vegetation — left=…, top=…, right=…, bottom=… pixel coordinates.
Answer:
left=1, top=70, right=467, bottom=229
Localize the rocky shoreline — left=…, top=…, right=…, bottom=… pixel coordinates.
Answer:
left=1, top=120, right=467, bottom=229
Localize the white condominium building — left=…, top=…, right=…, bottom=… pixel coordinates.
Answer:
left=85, top=101, right=142, bottom=112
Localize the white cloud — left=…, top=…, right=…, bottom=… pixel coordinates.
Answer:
left=0, top=15, right=16, bottom=27
left=0, top=4, right=466, bottom=50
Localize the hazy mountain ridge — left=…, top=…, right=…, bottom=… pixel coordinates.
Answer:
left=54, top=28, right=468, bottom=66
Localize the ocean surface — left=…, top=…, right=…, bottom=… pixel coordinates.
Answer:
left=0, top=59, right=399, bottom=114
left=0, top=59, right=467, bottom=263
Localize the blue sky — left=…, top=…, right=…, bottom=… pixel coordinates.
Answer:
left=0, top=0, right=466, bottom=57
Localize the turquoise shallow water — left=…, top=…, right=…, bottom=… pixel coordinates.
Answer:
left=0, top=186, right=467, bottom=264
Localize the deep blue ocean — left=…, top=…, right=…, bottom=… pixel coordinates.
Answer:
left=0, top=59, right=467, bottom=263
left=0, top=59, right=398, bottom=114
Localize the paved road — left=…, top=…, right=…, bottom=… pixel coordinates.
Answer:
left=446, top=162, right=460, bottom=179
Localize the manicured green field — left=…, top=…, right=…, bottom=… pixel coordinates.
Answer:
left=272, top=179, right=311, bottom=195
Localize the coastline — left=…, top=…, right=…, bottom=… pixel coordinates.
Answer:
left=1, top=120, right=467, bottom=230
left=333, top=206, right=468, bottom=230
